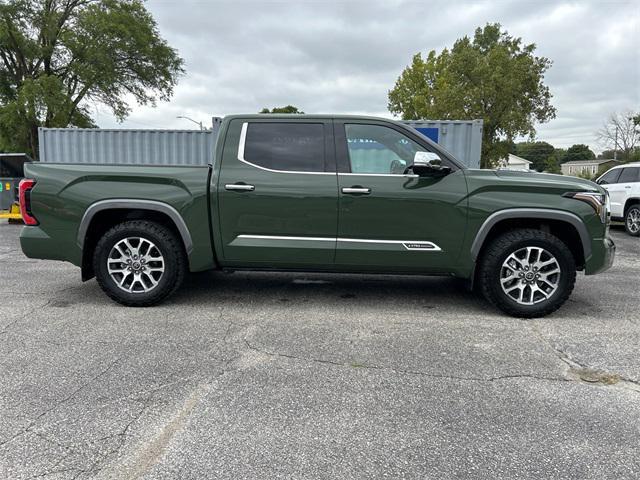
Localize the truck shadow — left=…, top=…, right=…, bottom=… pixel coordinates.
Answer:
left=171, top=270, right=492, bottom=314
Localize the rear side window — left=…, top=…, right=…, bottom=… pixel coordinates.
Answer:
left=618, top=167, right=639, bottom=183
left=598, top=169, right=621, bottom=184
left=241, top=122, right=326, bottom=172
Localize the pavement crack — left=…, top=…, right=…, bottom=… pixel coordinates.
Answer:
left=525, top=322, right=640, bottom=393
left=0, top=357, right=122, bottom=448
left=243, top=338, right=570, bottom=384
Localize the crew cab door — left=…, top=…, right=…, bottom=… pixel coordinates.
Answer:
left=334, top=120, right=468, bottom=273
left=216, top=118, right=338, bottom=266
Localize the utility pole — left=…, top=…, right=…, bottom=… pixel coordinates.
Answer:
left=176, top=116, right=204, bottom=130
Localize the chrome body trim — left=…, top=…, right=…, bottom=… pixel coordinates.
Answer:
left=234, top=235, right=441, bottom=252
left=237, top=122, right=334, bottom=176
left=225, top=183, right=255, bottom=191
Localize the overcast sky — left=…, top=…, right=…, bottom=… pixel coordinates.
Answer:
left=94, top=0, right=639, bottom=153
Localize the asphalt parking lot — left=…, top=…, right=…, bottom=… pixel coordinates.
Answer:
left=0, top=222, right=638, bottom=479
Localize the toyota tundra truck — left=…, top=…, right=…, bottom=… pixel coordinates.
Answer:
left=19, top=115, right=615, bottom=317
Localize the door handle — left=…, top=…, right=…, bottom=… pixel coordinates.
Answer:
left=225, top=183, right=255, bottom=192
left=625, top=186, right=631, bottom=189
left=342, top=187, right=371, bottom=195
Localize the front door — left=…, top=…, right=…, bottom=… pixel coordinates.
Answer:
left=334, top=121, right=468, bottom=273
left=217, top=118, right=338, bottom=267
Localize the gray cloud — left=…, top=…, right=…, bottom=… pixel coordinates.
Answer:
left=94, top=0, right=640, bottom=153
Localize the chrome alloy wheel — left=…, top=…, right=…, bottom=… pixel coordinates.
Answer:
left=627, top=207, right=640, bottom=234
left=500, top=246, right=561, bottom=305
left=107, top=237, right=165, bottom=293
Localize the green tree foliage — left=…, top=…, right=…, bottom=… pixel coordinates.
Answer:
left=259, top=105, right=304, bottom=114
left=388, top=23, right=555, bottom=168
left=0, top=0, right=184, bottom=158
left=513, top=141, right=555, bottom=172
left=565, top=144, right=596, bottom=162
left=543, top=154, right=561, bottom=174
left=598, top=149, right=624, bottom=160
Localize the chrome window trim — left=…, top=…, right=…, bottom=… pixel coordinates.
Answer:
left=235, top=234, right=442, bottom=252
left=237, top=122, right=334, bottom=176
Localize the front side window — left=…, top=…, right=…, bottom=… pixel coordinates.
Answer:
left=598, top=169, right=621, bottom=185
left=242, top=122, right=326, bottom=172
left=344, top=124, right=424, bottom=174
left=618, top=167, right=639, bottom=184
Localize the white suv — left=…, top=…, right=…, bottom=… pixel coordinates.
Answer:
left=596, top=162, right=640, bottom=236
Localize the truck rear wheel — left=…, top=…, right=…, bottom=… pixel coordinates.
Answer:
left=478, top=229, right=576, bottom=318
left=93, top=220, right=186, bottom=307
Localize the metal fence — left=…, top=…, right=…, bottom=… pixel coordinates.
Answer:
left=38, top=117, right=483, bottom=168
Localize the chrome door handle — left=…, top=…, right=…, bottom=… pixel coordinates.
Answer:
left=225, top=183, right=255, bottom=192
left=342, top=187, right=371, bottom=194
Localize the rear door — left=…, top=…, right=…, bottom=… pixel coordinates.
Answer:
left=216, top=118, right=338, bottom=267
left=334, top=120, right=468, bottom=273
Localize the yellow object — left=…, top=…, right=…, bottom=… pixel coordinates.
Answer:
left=0, top=202, right=22, bottom=220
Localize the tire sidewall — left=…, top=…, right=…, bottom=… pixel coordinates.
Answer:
left=487, top=236, right=575, bottom=316
left=94, top=223, right=181, bottom=306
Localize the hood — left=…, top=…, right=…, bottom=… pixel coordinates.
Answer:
left=489, top=169, right=604, bottom=194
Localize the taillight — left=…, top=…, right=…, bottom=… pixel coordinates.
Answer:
left=19, top=179, right=38, bottom=226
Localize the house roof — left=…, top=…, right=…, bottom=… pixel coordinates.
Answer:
left=562, top=159, right=620, bottom=166
left=506, top=153, right=532, bottom=164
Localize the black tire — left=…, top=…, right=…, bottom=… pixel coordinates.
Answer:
left=624, top=204, right=640, bottom=237
left=478, top=229, right=576, bottom=318
left=93, top=220, right=186, bottom=307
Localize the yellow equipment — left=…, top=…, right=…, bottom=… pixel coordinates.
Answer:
left=0, top=202, right=22, bottom=222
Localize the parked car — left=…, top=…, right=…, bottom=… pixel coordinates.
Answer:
left=19, top=115, right=615, bottom=317
left=596, top=162, right=640, bottom=236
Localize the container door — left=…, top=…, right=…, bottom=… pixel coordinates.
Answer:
left=216, top=118, right=338, bottom=267
left=334, top=121, right=468, bottom=273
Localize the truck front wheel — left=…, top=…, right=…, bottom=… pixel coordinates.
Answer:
left=478, top=229, right=576, bottom=318
left=93, top=220, right=186, bottom=307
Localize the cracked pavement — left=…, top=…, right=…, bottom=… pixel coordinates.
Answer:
left=0, top=222, right=639, bottom=479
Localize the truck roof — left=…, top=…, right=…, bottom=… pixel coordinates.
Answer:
left=223, top=114, right=401, bottom=122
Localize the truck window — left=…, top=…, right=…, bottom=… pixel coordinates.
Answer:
left=345, top=124, right=423, bottom=175
left=242, top=122, right=326, bottom=172
left=598, top=169, right=622, bottom=185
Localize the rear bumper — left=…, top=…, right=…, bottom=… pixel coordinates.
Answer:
left=585, top=236, right=615, bottom=275
left=20, top=226, right=81, bottom=265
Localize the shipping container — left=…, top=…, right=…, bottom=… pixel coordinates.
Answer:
left=38, top=117, right=482, bottom=168
left=402, top=120, right=483, bottom=169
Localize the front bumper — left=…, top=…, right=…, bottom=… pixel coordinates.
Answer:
left=585, top=236, right=615, bottom=275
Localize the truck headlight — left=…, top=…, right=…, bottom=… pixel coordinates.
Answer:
left=563, top=191, right=609, bottom=224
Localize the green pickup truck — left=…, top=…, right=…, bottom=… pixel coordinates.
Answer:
left=19, top=115, right=615, bottom=317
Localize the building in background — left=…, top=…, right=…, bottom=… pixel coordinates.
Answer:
left=498, top=153, right=532, bottom=171
left=561, top=159, right=620, bottom=177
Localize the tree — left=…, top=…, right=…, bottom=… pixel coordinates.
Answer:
left=514, top=141, right=555, bottom=172
left=598, top=149, right=624, bottom=159
left=259, top=105, right=304, bottom=114
left=565, top=144, right=595, bottom=162
left=0, top=0, right=184, bottom=158
left=388, top=23, right=555, bottom=168
left=596, top=110, right=640, bottom=161
left=544, top=153, right=561, bottom=174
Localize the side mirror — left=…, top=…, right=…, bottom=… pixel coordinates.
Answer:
left=410, top=152, right=451, bottom=176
